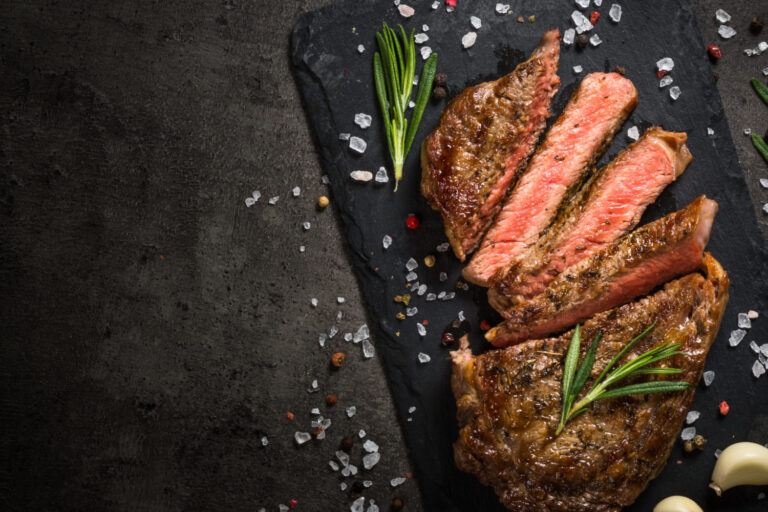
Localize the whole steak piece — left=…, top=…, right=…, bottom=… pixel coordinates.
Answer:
left=486, top=196, right=717, bottom=347
left=452, top=254, right=729, bottom=511
left=421, top=29, right=561, bottom=261
left=463, top=72, right=638, bottom=285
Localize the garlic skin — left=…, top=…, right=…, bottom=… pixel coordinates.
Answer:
left=709, top=441, right=768, bottom=496
left=653, top=495, right=703, bottom=512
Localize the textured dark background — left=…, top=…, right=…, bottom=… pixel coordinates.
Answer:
left=1, top=1, right=767, bottom=511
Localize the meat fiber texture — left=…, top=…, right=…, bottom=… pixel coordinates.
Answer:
left=421, top=29, right=561, bottom=262
left=488, top=127, right=692, bottom=312
left=452, top=254, right=729, bottom=512
left=463, top=72, right=638, bottom=286
left=487, top=196, right=717, bottom=347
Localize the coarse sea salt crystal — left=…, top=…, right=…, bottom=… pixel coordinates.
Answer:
left=391, top=476, right=406, bottom=487
left=382, top=234, right=392, bottom=249
left=423, top=24, right=429, bottom=32
left=362, top=339, right=375, bottom=359
left=252, top=190, right=261, bottom=200
left=609, top=3, right=622, bottom=23
left=302, top=221, right=311, bottom=231
left=669, top=86, right=681, bottom=101
left=363, top=439, right=379, bottom=453
left=417, top=323, right=426, bottom=337
left=753, top=359, right=766, bottom=378
left=703, top=370, right=715, bottom=386
left=329, top=460, right=340, bottom=471
left=261, top=436, right=269, bottom=446
left=417, top=284, right=427, bottom=295
left=311, top=407, right=320, bottom=415
left=321, top=174, right=330, bottom=184
left=295, top=431, right=311, bottom=445
left=245, top=196, right=256, bottom=207
left=762, top=344, right=768, bottom=358
left=406, top=307, right=418, bottom=317
left=354, top=324, right=369, bottom=343
left=627, top=126, right=639, bottom=140
left=656, top=57, right=674, bottom=72
left=738, top=313, right=752, bottom=329
left=398, top=4, right=414, bottom=18
left=760, top=179, right=768, bottom=189
left=575, top=0, right=590, bottom=8
left=431, top=0, right=440, bottom=10
left=458, top=310, right=466, bottom=321
left=718, top=25, right=736, bottom=39
left=763, top=67, right=768, bottom=76
left=707, top=127, right=715, bottom=136
left=572, top=10, right=593, bottom=33
left=279, top=505, right=289, bottom=512
left=405, top=271, right=417, bottom=282
left=418, top=352, right=431, bottom=363
left=589, top=34, right=602, bottom=46
left=336, top=450, right=350, bottom=466
left=686, top=411, right=700, bottom=424
left=426, top=293, right=437, bottom=301
left=346, top=406, right=356, bottom=418
left=420, top=46, right=432, bottom=60
left=436, top=242, right=450, bottom=252
left=563, top=28, right=576, bottom=45
left=750, top=340, right=761, bottom=353
left=408, top=100, right=415, bottom=109
left=268, top=196, right=279, bottom=205
left=350, top=137, right=367, bottom=154
left=680, top=427, right=696, bottom=441
left=462, top=32, right=477, bottom=49
left=351, top=497, right=365, bottom=512
left=470, top=16, right=482, bottom=29
left=367, top=501, right=379, bottom=512
left=715, top=8, right=731, bottom=23
left=358, top=44, right=365, bottom=54
left=406, top=257, right=418, bottom=271
left=408, top=405, right=416, bottom=413
left=355, top=113, right=372, bottom=129
left=359, top=429, right=366, bottom=438
left=745, top=128, right=752, bottom=135
left=496, top=4, right=511, bottom=15
left=439, top=272, right=448, bottom=281
left=594, top=0, right=603, bottom=6
left=573, top=65, right=583, bottom=74
left=764, top=203, right=768, bottom=214
left=363, top=451, right=381, bottom=469
left=660, top=75, right=673, bottom=88
left=344, top=332, right=353, bottom=342
left=729, top=329, right=746, bottom=347
left=337, top=296, right=345, bottom=304
left=336, top=310, right=343, bottom=322
left=364, top=481, right=373, bottom=488
left=350, top=170, right=373, bottom=182
left=318, top=333, right=327, bottom=347
left=414, top=33, right=429, bottom=44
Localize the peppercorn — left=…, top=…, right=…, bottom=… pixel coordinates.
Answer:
left=394, top=294, right=411, bottom=305
left=480, top=320, right=491, bottom=330
left=285, top=411, right=295, bottom=421
left=712, top=71, right=720, bottom=82
left=434, top=73, right=447, bottom=87
left=693, top=434, right=707, bottom=450
left=613, top=65, right=626, bottom=76
left=751, top=17, right=764, bottom=35
left=424, top=254, right=436, bottom=267
left=289, top=499, right=298, bottom=509
left=317, top=195, right=329, bottom=208
left=589, top=11, right=600, bottom=25
left=391, top=497, right=404, bottom=511
left=683, top=439, right=695, bottom=453
left=576, top=34, right=589, bottom=50
left=406, top=215, right=420, bottom=229
left=340, top=436, right=354, bottom=452
left=432, top=86, right=447, bottom=101
left=517, top=16, right=524, bottom=23
left=326, top=393, right=338, bottom=406
left=719, top=400, right=730, bottom=416
left=396, top=312, right=405, bottom=320
left=527, top=15, right=535, bottom=23
left=441, top=332, right=456, bottom=346
left=350, top=481, right=364, bottom=499
left=707, top=45, right=722, bottom=60
left=331, top=352, right=345, bottom=368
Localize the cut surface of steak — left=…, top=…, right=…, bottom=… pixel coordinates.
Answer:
left=452, top=254, right=729, bottom=511
left=421, top=29, right=561, bottom=261
left=486, top=196, right=717, bottom=347
left=488, top=127, right=691, bottom=311
left=463, top=72, right=638, bottom=284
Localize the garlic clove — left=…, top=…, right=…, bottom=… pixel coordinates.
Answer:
left=653, top=495, right=703, bottom=512
left=709, top=441, right=768, bottom=496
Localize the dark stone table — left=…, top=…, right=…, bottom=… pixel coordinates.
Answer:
left=1, top=1, right=766, bottom=510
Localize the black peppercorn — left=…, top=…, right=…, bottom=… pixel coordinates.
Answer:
left=576, top=34, right=589, bottom=50
left=391, top=497, right=404, bottom=510
left=750, top=17, right=764, bottom=35
left=712, top=71, right=720, bottom=82
left=350, top=480, right=364, bottom=499
left=613, top=65, right=626, bottom=76
left=340, top=436, right=354, bottom=452
left=432, top=86, right=447, bottom=100
left=435, top=73, right=447, bottom=87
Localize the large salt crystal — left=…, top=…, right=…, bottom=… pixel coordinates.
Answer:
left=354, top=324, right=370, bottom=343
left=329, top=325, right=338, bottom=338
left=358, top=44, right=365, bottom=54
left=406, top=307, right=418, bottom=317
left=406, top=257, right=418, bottom=271
left=344, top=332, right=353, bottom=342
left=245, top=196, right=256, bottom=207
left=680, top=427, right=696, bottom=441
left=336, top=450, right=350, bottom=466
left=608, top=4, right=622, bottom=23
left=496, top=3, right=511, bottom=15
left=659, top=75, right=674, bottom=88
left=355, top=113, right=372, bottom=129
left=417, top=323, right=426, bottom=337
left=703, top=370, right=715, bottom=386
left=426, top=293, right=437, bottom=301
left=362, top=451, right=381, bottom=469
left=656, top=57, right=675, bottom=72
left=573, top=65, right=583, bottom=74
left=470, top=16, right=482, bottom=29
left=753, top=359, right=766, bottom=378
left=318, top=333, right=327, bottom=347
left=349, top=137, right=367, bottom=154
left=398, top=4, right=415, bottom=17
left=418, top=352, right=431, bottom=363
left=350, top=170, right=373, bottom=182
left=627, top=126, right=639, bottom=140
left=436, top=242, right=450, bottom=252
left=589, top=34, right=602, bottom=47
left=363, top=439, right=379, bottom=453
left=414, top=33, right=429, bottom=44
left=346, top=406, right=356, bottom=418
left=382, top=234, right=392, bottom=249
left=268, top=196, right=279, bottom=205
left=462, top=32, right=477, bottom=49
left=686, top=411, right=700, bottom=424
left=405, top=271, right=417, bottom=282
left=729, top=329, right=746, bottom=347
left=423, top=24, right=429, bottom=32
left=764, top=203, right=768, bottom=214
left=366, top=501, right=379, bottom=512
left=761, top=344, right=768, bottom=358
left=417, top=284, right=427, bottom=295
left=738, top=312, right=752, bottom=329
left=594, top=0, right=603, bottom=6
left=339, top=132, right=351, bottom=141
left=295, top=431, right=311, bottom=445
left=575, top=0, right=590, bottom=8
left=391, top=477, right=406, bottom=487
left=571, top=10, right=593, bottom=33
left=669, top=86, right=681, bottom=101
left=420, top=46, right=432, bottom=60
left=750, top=340, right=761, bottom=354
left=362, top=339, right=375, bottom=359
left=351, top=497, right=366, bottom=512
left=563, top=28, right=576, bottom=46
left=718, top=25, right=736, bottom=39
left=715, top=9, right=731, bottom=23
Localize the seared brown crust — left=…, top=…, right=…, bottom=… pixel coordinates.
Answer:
left=452, top=254, right=729, bottom=511
left=421, top=29, right=561, bottom=261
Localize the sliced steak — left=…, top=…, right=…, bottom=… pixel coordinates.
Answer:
left=463, top=72, right=638, bottom=285
left=488, top=127, right=691, bottom=311
left=486, top=196, right=717, bottom=347
left=452, top=254, right=729, bottom=511
left=421, top=29, right=561, bottom=261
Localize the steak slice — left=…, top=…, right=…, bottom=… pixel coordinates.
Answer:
left=421, top=29, right=561, bottom=261
left=488, top=127, right=691, bottom=311
left=452, top=254, right=729, bottom=511
left=463, top=72, right=638, bottom=285
left=486, top=196, right=717, bottom=347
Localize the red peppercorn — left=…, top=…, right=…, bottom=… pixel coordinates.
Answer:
left=480, top=320, right=491, bottom=331
left=656, top=70, right=668, bottom=79
left=441, top=332, right=456, bottom=346
left=590, top=11, right=600, bottom=24
left=285, top=411, right=295, bottom=421
left=719, top=400, right=730, bottom=416
left=446, top=0, right=457, bottom=6
left=406, top=215, right=420, bottom=229
left=707, top=45, right=722, bottom=59
left=331, top=352, right=346, bottom=368
left=289, top=499, right=298, bottom=509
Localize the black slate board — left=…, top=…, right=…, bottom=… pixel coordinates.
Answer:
left=291, top=1, right=768, bottom=510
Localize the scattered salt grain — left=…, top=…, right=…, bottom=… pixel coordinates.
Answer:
left=310, top=379, right=318, bottom=391
left=438, top=291, right=446, bottom=300
left=417, top=323, right=427, bottom=337
left=764, top=203, right=768, bottom=214
left=563, top=28, right=576, bottom=46
left=751, top=341, right=761, bottom=353
left=321, top=175, right=330, bottom=184
left=279, top=505, right=289, bottom=512
left=420, top=46, right=432, bottom=60
left=573, top=65, right=583, bottom=74
left=268, top=196, right=279, bottom=205
left=362, top=339, right=375, bottom=359
left=363, top=439, right=379, bottom=453
left=758, top=492, right=766, bottom=500
left=418, top=352, right=431, bottom=363
left=718, top=25, right=736, bottom=39
left=336, top=311, right=343, bottom=322
left=761, top=344, right=768, bottom=358
left=398, top=4, right=415, bottom=18
left=405, top=272, right=417, bottom=282
left=343, top=332, right=352, bottom=341
left=431, top=0, right=440, bottom=10
left=589, top=34, right=602, bottom=46
left=575, top=0, right=590, bottom=8
left=329, top=460, right=340, bottom=471
left=417, top=284, right=427, bottom=296
left=391, top=477, right=406, bottom=487
left=436, top=242, right=450, bottom=252
left=703, top=370, right=715, bottom=386
left=292, top=186, right=301, bottom=197
left=594, top=0, right=603, bottom=6
left=346, top=406, right=356, bottom=418
left=462, top=32, right=477, bottom=49
left=470, top=16, right=482, bottom=29
left=686, top=411, right=700, bottom=424
left=350, top=136, right=368, bottom=154
left=300, top=245, right=306, bottom=251
left=608, top=4, right=622, bottom=23
left=414, top=33, right=429, bottom=44
left=707, top=127, right=715, bottom=136
left=753, top=359, right=766, bottom=378
left=738, top=313, right=752, bottom=329
left=252, top=190, right=261, bottom=200
left=355, top=113, right=372, bottom=129
left=261, top=436, right=269, bottom=446
left=302, top=221, right=311, bottom=231
left=245, top=197, right=256, bottom=207
left=351, top=497, right=365, bottom=512
left=408, top=406, right=416, bottom=413
left=406, top=257, right=418, bottom=271
left=439, top=272, right=448, bottom=281
left=423, top=24, right=429, bottom=32
left=350, top=170, right=373, bottom=182
left=669, top=86, right=681, bottom=101
left=714, top=448, right=722, bottom=458
left=363, top=452, right=381, bottom=470
left=714, top=9, right=731, bottom=23
left=441, top=291, right=456, bottom=301
left=359, top=429, right=366, bottom=438
left=329, top=325, right=338, bottom=339
left=748, top=310, right=760, bottom=319
left=339, top=132, right=351, bottom=141
left=358, top=44, right=365, bottom=54
left=364, top=480, right=373, bottom=488
left=382, top=234, right=392, bottom=249
left=627, top=126, right=639, bottom=140
left=659, top=75, right=673, bottom=88
left=680, top=427, right=696, bottom=441
left=406, top=307, right=418, bottom=317
left=458, top=310, right=466, bottom=322
left=354, top=324, right=369, bottom=343
left=295, top=431, right=311, bottom=445
left=336, top=296, right=345, bottom=304
left=496, top=4, right=511, bottom=15
left=408, top=100, right=415, bottom=109
left=656, top=57, right=674, bottom=73
left=571, top=10, right=593, bottom=34
left=729, top=329, right=746, bottom=347
left=426, top=293, right=437, bottom=301
left=745, top=128, right=753, bottom=135
left=319, top=333, right=327, bottom=347
left=336, top=450, right=350, bottom=467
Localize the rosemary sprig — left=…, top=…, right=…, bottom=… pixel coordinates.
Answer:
left=374, top=23, right=437, bottom=190
left=751, top=133, right=768, bottom=163
left=751, top=77, right=768, bottom=106
left=555, top=321, right=691, bottom=435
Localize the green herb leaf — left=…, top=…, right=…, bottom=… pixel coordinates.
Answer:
left=751, top=133, right=768, bottom=163
left=557, top=325, right=581, bottom=435
left=751, top=77, right=768, bottom=106
left=597, top=381, right=690, bottom=400
left=404, top=54, right=438, bottom=156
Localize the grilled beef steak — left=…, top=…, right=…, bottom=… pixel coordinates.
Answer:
left=421, top=29, right=561, bottom=261
left=486, top=196, right=717, bottom=346
left=463, top=72, right=638, bottom=285
left=488, top=127, right=691, bottom=311
left=452, top=254, right=729, bottom=511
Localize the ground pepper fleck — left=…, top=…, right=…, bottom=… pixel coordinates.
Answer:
left=719, top=400, right=730, bottom=415
left=613, top=65, right=626, bottom=75
left=331, top=352, right=345, bottom=368
left=435, top=73, right=447, bottom=87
